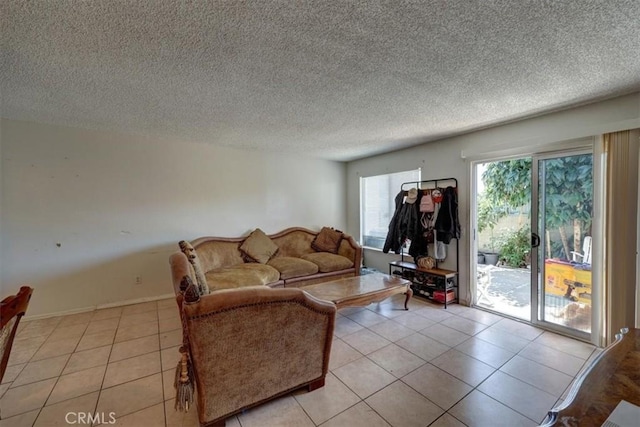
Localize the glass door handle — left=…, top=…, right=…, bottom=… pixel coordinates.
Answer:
left=531, top=233, right=541, bottom=248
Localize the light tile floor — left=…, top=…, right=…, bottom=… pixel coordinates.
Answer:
left=0, top=295, right=600, bottom=426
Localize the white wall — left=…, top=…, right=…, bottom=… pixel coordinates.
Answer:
left=346, top=92, right=640, bottom=306
left=0, top=119, right=347, bottom=317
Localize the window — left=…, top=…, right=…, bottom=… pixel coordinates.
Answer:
left=360, top=168, right=421, bottom=249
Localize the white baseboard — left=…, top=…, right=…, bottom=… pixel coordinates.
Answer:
left=23, top=305, right=95, bottom=321
left=23, top=293, right=176, bottom=321
left=96, top=293, right=175, bottom=310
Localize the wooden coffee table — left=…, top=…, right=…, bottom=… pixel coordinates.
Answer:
left=303, top=273, right=413, bottom=310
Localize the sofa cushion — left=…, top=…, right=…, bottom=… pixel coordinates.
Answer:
left=311, top=227, right=343, bottom=254
left=205, top=264, right=280, bottom=291
left=301, top=252, right=354, bottom=273
left=240, top=228, right=279, bottom=264
left=268, top=257, right=319, bottom=280
left=178, top=240, right=210, bottom=295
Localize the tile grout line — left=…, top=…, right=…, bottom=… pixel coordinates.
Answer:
left=0, top=317, right=83, bottom=421
left=334, top=302, right=452, bottom=425
left=358, top=303, right=556, bottom=425
left=2, top=298, right=597, bottom=427
left=33, top=315, right=93, bottom=426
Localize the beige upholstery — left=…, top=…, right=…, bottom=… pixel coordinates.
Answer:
left=301, top=252, right=354, bottom=272
left=177, top=286, right=336, bottom=426
left=204, top=264, right=281, bottom=291
left=170, top=227, right=362, bottom=293
left=267, top=257, right=319, bottom=279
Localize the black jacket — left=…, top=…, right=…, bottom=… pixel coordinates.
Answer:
left=383, top=191, right=421, bottom=254
left=435, top=186, right=460, bottom=244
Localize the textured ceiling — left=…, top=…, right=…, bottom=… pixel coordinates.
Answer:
left=2, top=1, right=640, bottom=161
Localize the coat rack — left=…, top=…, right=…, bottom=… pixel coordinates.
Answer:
left=399, top=177, right=459, bottom=270
left=389, top=177, right=460, bottom=307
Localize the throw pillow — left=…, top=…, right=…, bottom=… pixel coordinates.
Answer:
left=239, top=228, right=279, bottom=264
left=178, top=240, right=210, bottom=295
left=311, top=227, right=343, bottom=253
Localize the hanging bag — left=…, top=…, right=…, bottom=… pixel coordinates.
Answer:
left=435, top=238, right=447, bottom=261
left=420, top=191, right=436, bottom=241
left=431, top=189, right=443, bottom=203
left=420, top=192, right=435, bottom=228
left=419, top=193, right=434, bottom=213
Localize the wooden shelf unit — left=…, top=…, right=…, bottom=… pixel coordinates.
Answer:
left=389, top=260, right=458, bottom=308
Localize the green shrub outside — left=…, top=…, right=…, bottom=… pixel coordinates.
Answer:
left=492, top=226, right=531, bottom=268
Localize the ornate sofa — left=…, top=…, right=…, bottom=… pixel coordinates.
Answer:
left=169, top=227, right=362, bottom=295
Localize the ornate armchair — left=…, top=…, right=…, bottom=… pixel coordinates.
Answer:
left=1, top=286, right=33, bottom=383
left=174, top=284, right=336, bottom=426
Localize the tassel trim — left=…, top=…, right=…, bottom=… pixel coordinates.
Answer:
left=174, top=345, right=194, bottom=412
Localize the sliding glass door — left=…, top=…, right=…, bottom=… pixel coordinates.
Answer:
left=535, top=151, right=593, bottom=338
left=474, top=149, right=593, bottom=340
left=475, top=159, right=532, bottom=320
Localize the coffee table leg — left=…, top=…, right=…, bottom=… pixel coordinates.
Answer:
left=404, top=287, right=413, bottom=310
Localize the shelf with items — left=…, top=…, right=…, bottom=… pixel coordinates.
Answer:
left=389, top=260, right=458, bottom=308
left=388, top=176, right=460, bottom=307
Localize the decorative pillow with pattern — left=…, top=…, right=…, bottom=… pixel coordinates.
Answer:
left=311, top=227, right=344, bottom=254
left=178, top=240, right=210, bottom=295
left=239, top=228, right=279, bottom=264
